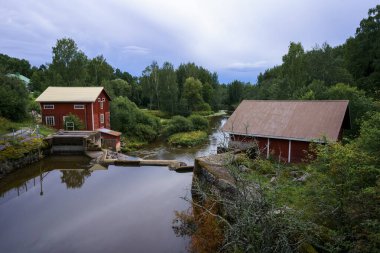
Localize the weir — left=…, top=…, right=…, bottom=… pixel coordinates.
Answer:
left=45, top=130, right=101, bottom=154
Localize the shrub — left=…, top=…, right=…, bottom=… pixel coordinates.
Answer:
left=189, top=115, right=209, bottom=131
left=165, top=115, right=193, bottom=136
left=64, top=113, right=85, bottom=130
left=134, top=123, right=157, bottom=142
left=110, top=97, right=161, bottom=141
left=168, top=131, right=208, bottom=147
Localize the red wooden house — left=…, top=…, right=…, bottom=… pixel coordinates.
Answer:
left=36, top=87, right=111, bottom=131
left=222, top=100, right=350, bottom=163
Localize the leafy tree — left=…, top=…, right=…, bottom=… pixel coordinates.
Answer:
left=355, top=112, right=380, bottom=164
left=87, top=55, right=114, bottom=86
left=324, top=83, right=374, bottom=134
left=50, top=38, right=88, bottom=86
left=227, top=80, right=245, bottom=107
left=158, top=62, right=178, bottom=114
left=182, top=77, right=210, bottom=112
left=110, top=96, right=160, bottom=141
left=344, top=5, right=380, bottom=96
left=0, top=75, right=28, bottom=121
left=104, top=79, right=131, bottom=99
left=307, top=140, right=380, bottom=252
left=0, top=53, right=32, bottom=77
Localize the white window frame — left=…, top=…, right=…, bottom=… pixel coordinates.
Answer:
left=44, top=104, right=54, bottom=109
left=100, top=113, right=104, bottom=124
left=102, top=98, right=105, bottom=102
left=100, top=101, right=104, bottom=109
left=74, top=104, right=85, bottom=109
left=45, top=116, right=55, bottom=126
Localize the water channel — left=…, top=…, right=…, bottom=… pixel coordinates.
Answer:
left=0, top=116, right=227, bottom=253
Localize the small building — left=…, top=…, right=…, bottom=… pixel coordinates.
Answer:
left=97, top=128, right=121, bottom=151
left=6, top=73, right=30, bottom=88
left=222, top=100, right=351, bottom=163
left=36, top=87, right=111, bottom=131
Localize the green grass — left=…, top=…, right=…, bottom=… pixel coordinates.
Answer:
left=120, top=138, right=148, bottom=152
left=0, top=117, right=56, bottom=137
left=168, top=131, right=208, bottom=147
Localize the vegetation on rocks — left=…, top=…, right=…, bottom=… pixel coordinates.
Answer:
left=168, top=131, right=208, bottom=147
left=0, top=138, right=46, bottom=161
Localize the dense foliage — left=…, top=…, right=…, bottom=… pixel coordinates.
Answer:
left=110, top=96, right=160, bottom=141
left=63, top=113, right=85, bottom=130
left=0, top=75, right=29, bottom=121
left=164, top=115, right=209, bottom=136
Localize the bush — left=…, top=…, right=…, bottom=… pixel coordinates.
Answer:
left=0, top=75, right=29, bottom=121
left=64, top=113, right=85, bottom=130
left=110, top=97, right=161, bottom=141
left=168, top=131, right=208, bottom=147
left=189, top=115, right=209, bottom=131
left=134, top=123, right=157, bottom=142
left=165, top=115, right=193, bottom=136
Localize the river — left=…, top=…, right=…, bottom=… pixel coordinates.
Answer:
left=0, top=116, right=227, bottom=253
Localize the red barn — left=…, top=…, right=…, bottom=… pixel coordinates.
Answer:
left=36, top=87, right=111, bottom=131
left=222, top=100, right=350, bottom=163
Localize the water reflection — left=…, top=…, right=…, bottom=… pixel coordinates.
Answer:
left=0, top=155, right=91, bottom=204
left=0, top=116, right=228, bottom=253
left=60, top=169, right=92, bottom=189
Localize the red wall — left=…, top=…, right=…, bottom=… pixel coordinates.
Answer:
left=230, top=134, right=311, bottom=163
left=40, top=90, right=111, bottom=131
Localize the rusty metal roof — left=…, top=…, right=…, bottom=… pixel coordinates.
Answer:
left=222, top=100, right=350, bottom=142
left=97, top=128, right=121, bottom=136
left=36, top=87, right=111, bottom=102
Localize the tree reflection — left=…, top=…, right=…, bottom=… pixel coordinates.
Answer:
left=60, top=170, right=92, bottom=189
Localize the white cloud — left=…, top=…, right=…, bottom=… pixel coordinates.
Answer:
left=227, top=61, right=270, bottom=72
left=122, top=46, right=150, bottom=55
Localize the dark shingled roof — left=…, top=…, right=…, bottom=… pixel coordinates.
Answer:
left=222, top=100, right=350, bottom=142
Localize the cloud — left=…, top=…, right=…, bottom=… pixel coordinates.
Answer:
left=226, top=61, right=270, bottom=72
left=0, top=0, right=378, bottom=83
left=122, top=46, right=150, bottom=55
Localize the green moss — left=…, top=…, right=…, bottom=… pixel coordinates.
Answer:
left=0, top=138, right=45, bottom=161
left=168, top=131, right=208, bottom=147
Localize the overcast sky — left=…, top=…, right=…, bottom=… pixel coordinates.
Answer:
left=0, top=0, right=378, bottom=83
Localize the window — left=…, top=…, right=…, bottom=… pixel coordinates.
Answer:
left=44, top=104, right=54, bottom=109
left=74, top=104, right=84, bottom=109
left=46, top=116, right=55, bottom=126
left=100, top=101, right=104, bottom=109
left=102, top=98, right=105, bottom=102
left=100, top=113, right=104, bottom=124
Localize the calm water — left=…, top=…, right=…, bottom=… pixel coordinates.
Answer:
left=0, top=116, right=227, bottom=253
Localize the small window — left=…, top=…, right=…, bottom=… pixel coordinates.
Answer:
left=46, top=116, right=55, bottom=126
left=98, top=98, right=101, bottom=102
left=100, top=101, right=104, bottom=109
left=100, top=113, right=104, bottom=124
left=102, top=98, right=105, bottom=102
left=74, top=104, right=85, bottom=109
left=44, top=104, right=54, bottom=109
